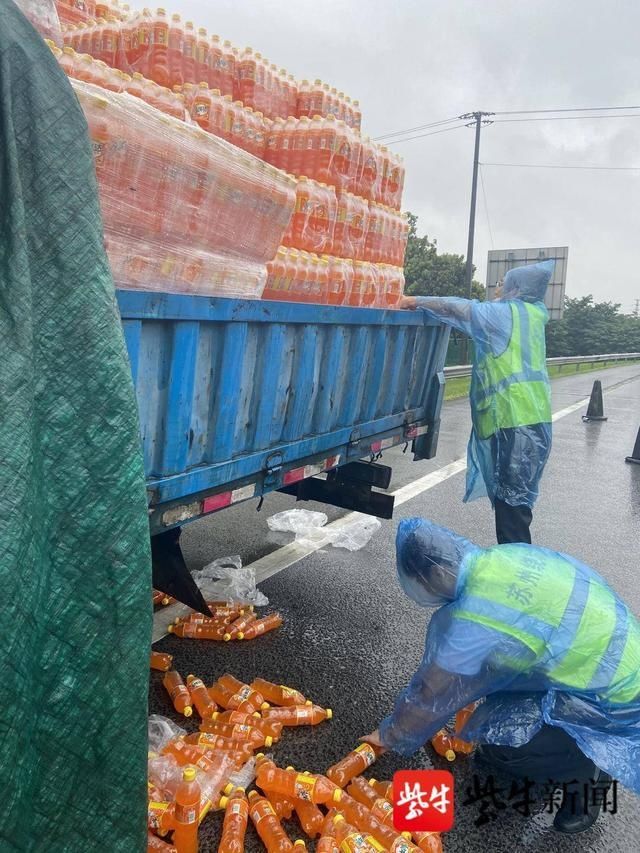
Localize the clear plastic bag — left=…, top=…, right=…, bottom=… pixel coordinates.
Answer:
left=267, top=509, right=328, bottom=535
left=227, top=756, right=256, bottom=790
left=267, top=509, right=381, bottom=551
left=14, top=0, right=62, bottom=45
left=148, top=714, right=186, bottom=753
left=192, top=556, right=268, bottom=606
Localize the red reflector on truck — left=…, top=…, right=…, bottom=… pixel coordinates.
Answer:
left=283, top=454, right=342, bottom=486
left=203, top=492, right=232, bottom=513
left=405, top=424, right=429, bottom=440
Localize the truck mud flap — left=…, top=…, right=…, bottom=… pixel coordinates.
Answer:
left=151, top=527, right=211, bottom=615
left=412, top=417, right=441, bottom=461
left=280, top=461, right=395, bottom=519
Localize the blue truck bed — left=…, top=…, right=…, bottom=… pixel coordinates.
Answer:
left=117, top=290, right=450, bottom=533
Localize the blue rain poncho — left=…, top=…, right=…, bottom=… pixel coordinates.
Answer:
left=413, top=260, right=554, bottom=508
left=380, top=520, right=640, bottom=794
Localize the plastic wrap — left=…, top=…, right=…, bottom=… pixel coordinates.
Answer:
left=282, top=177, right=337, bottom=254
left=267, top=509, right=381, bottom=551
left=332, top=191, right=369, bottom=259
left=148, top=715, right=187, bottom=753
left=72, top=79, right=296, bottom=296
left=413, top=284, right=552, bottom=507
left=192, top=556, right=269, bottom=606
left=234, top=47, right=298, bottom=119
left=265, top=115, right=360, bottom=192
left=380, top=519, right=640, bottom=796
left=15, top=0, right=62, bottom=42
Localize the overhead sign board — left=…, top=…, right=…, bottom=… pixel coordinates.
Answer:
left=486, top=247, right=569, bottom=320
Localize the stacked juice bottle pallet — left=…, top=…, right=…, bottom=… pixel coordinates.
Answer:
left=53, top=1, right=409, bottom=306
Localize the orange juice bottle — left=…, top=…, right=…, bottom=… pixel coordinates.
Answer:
left=250, top=679, right=306, bottom=707
left=292, top=788, right=325, bottom=837
left=223, top=40, right=236, bottom=96
left=257, top=766, right=342, bottom=806
left=327, top=743, right=383, bottom=788
left=223, top=612, right=256, bottom=641
left=431, top=729, right=456, bottom=761
left=169, top=621, right=227, bottom=640
left=150, top=650, right=173, bottom=672
left=262, top=704, right=331, bottom=727
left=207, top=709, right=284, bottom=739
left=150, top=7, right=170, bottom=88
left=316, top=824, right=339, bottom=853
left=136, top=8, right=153, bottom=75
left=59, top=46, right=78, bottom=77
left=162, top=671, right=193, bottom=717
left=167, top=13, right=183, bottom=88
left=218, top=674, right=269, bottom=709
left=92, top=18, right=105, bottom=61
left=147, top=830, right=177, bottom=851
left=238, top=613, right=283, bottom=640
left=331, top=815, right=380, bottom=853
left=148, top=801, right=175, bottom=836
left=208, top=682, right=263, bottom=714
left=163, top=736, right=240, bottom=773
left=79, top=19, right=95, bottom=54
left=291, top=117, right=310, bottom=178
left=412, top=833, right=443, bottom=853
left=338, top=794, right=420, bottom=853
left=218, top=789, right=249, bottom=853
left=452, top=704, right=475, bottom=755
left=248, top=791, right=295, bottom=853
left=367, top=779, right=392, bottom=801
left=256, top=755, right=294, bottom=819
left=191, top=81, right=213, bottom=130
left=296, top=78, right=311, bottom=117
left=346, top=777, right=394, bottom=826
left=189, top=723, right=273, bottom=749
left=326, top=256, right=345, bottom=305
left=238, top=46, right=256, bottom=106
left=186, top=674, right=218, bottom=718
left=174, top=767, right=200, bottom=853
left=208, top=34, right=222, bottom=90
left=183, top=21, right=197, bottom=84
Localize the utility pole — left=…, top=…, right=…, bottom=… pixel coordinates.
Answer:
left=459, top=111, right=494, bottom=362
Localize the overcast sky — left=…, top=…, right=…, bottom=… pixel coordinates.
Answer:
left=176, top=0, right=640, bottom=310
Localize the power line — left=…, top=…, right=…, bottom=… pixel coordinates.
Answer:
left=373, top=116, right=463, bottom=141
left=481, top=161, right=640, bottom=171
left=384, top=122, right=468, bottom=145
left=479, top=165, right=494, bottom=248
left=493, top=113, right=640, bottom=123
left=494, top=105, right=640, bottom=116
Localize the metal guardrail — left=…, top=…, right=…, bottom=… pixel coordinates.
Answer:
left=443, top=352, right=640, bottom=379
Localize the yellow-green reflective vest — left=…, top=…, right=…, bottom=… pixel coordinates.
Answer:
left=454, top=547, right=640, bottom=704
left=474, top=302, right=551, bottom=440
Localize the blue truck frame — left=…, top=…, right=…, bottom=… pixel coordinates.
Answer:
left=117, top=290, right=450, bottom=534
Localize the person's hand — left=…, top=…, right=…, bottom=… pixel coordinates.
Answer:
left=398, top=296, right=418, bottom=310
left=360, top=729, right=387, bottom=753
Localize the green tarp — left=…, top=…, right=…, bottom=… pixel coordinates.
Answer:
left=0, top=3, right=151, bottom=850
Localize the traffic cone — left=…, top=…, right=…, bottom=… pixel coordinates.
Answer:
left=582, top=380, right=608, bottom=422
left=625, top=426, right=640, bottom=464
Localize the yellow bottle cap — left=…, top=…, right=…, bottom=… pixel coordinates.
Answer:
left=261, top=702, right=270, bottom=710
left=183, top=767, right=197, bottom=782
left=333, top=814, right=345, bottom=825
left=252, top=712, right=261, bottom=718
left=445, top=750, right=455, bottom=762
left=236, top=787, right=246, bottom=793
left=256, top=752, right=265, bottom=760
left=183, top=706, right=193, bottom=718
left=294, top=842, right=306, bottom=849
left=286, top=765, right=295, bottom=771
left=368, top=778, right=377, bottom=786
left=237, top=632, right=245, bottom=640
left=199, top=81, right=208, bottom=88
left=167, top=624, right=174, bottom=633
left=248, top=790, right=259, bottom=800
left=211, top=711, right=220, bottom=720
left=401, top=832, right=412, bottom=839
left=223, top=633, right=232, bottom=642
left=219, top=795, right=229, bottom=809
left=304, top=700, right=312, bottom=706
left=265, top=736, right=273, bottom=748
left=332, top=789, right=343, bottom=802
left=223, top=782, right=234, bottom=795
left=326, top=709, right=333, bottom=719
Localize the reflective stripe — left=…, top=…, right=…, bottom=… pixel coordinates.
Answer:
left=548, top=581, right=617, bottom=689
left=454, top=609, right=546, bottom=657
left=610, top=615, right=640, bottom=703
left=588, top=602, right=628, bottom=691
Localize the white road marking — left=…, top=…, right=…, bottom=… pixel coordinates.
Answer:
left=153, top=373, right=640, bottom=641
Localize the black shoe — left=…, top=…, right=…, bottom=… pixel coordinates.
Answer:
left=553, top=771, right=613, bottom=834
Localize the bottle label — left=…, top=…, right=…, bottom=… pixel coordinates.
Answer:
left=254, top=621, right=266, bottom=635
left=175, top=803, right=198, bottom=825
left=231, top=801, right=245, bottom=816
left=390, top=842, right=411, bottom=853
left=194, top=103, right=209, bottom=118
left=294, top=774, right=317, bottom=801
left=153, top=26, right=168, bottom=46
left=279, top=685, right=298, bottom=699
left=340, top=832, right=372, bottom=853
left=169, top=32, right=183, bottom=52
left=184, top=42, right=196, bottom=59
left=233, top=724, right=251, bottom=736
left=169, top=683, right=188, bottom=701
left=295, top=706, right=313, bottom=723
left=190, top=677, right=206, bottom=690
left=371, top=798, right=393, bottom=821
left=250, top=799, right=276, bottom=823
left=148, top=801, right=171, bottom=831
left=354, top=743, right=377, bottom=768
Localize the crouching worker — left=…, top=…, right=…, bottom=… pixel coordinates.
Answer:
left=362, top=519, right=640, bottom=834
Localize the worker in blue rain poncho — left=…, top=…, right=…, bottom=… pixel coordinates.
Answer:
left=362, top=519, right=640, bottom=834
left=399, top=260, right=554, bottom=545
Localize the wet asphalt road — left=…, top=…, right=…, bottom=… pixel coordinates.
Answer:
left=150, top=362, right=640, bottom=853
